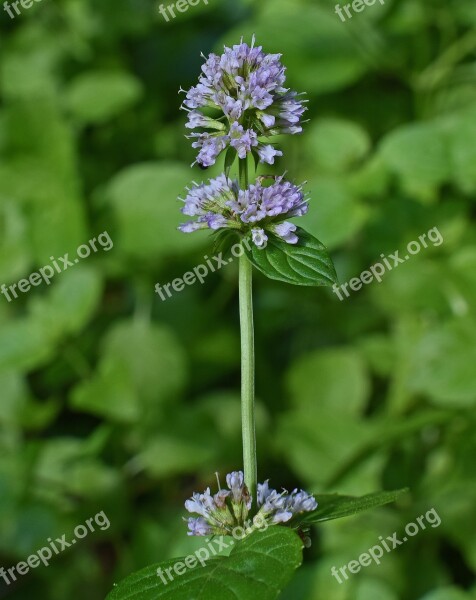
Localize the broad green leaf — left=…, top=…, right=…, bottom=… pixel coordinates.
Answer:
left=29, top=267, right=103, bottom=338
left=379, top=122, right=450, bottom=200
left=300, top=489, right=408, bottom=525
left=70, top=319, right=187, bottom=422
left=305, top=119, right=371, bottom=173
left=105, top=162, right=206, bottom=260
left=286, top=348, right=369, bottom=414
left=1, top=49, right=58, bottom=100
left=0, top=318, right=55, bottom=372
left=100, top=319, right=187, bottom=405
left=106, top=526, right=303, bottom=600
left=70, top=355, right=139, bottom=423
left=65, top=71, right=143, bottom=125
left=408, top=318, right=476, bottom=406
left=244, top=228, right=337, bottom=287
left=298, top=178, right=368, bottom=250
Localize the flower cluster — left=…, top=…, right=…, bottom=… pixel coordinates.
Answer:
left=185, top=471, right=317, bottom=537
left=181, top=36, right=306, bottom=167
left=178, top=174, right=309, bottom=247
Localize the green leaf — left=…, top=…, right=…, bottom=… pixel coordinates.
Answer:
left=212, top=229, right=240, bottom=256
left=29, top=267, right=103, bottom=339
left=65, top=71, right=143, bottom=125
left=408, top=317, right=476, bottom=407
left=300, top=489, right=408, bottom=525
left=298, top=178, right=368, bottom=250
left=305, top=118, right=371, bottom=173
left=105, top=162, right=205, bottom=261
left=106, top=527, right=303, bottom=600
left=286, top=348, right=369, bottom=414
left=0, top=319, right=55, bottom=372
left=70, top=319, right=187, bottom=422
left=244, top=228, right=337, bottom=287
left=379, top=122, right=450, bottom=200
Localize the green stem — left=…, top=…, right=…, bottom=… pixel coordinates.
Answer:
left=238, top=157, right=256, bottom=510
left=239, top=157, right=249, bottom=189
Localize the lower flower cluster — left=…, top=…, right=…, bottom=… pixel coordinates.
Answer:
left=185, top=471, right=317, bottom=537
left=178, top=175, right=309, bottom=248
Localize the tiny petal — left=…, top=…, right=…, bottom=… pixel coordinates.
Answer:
left=229, top=122, right=258, bottom=159
left=251, top=228, right=268, bottom=248
left=271, top=510, right=293, bottom=524
left=187, top=517, right=213, bottom=536
left=258, top=144, right=282, bottom=165
left=259, top=112, right=276, bottom=128
left=273, top=222, right=298, bottom=244
left=226, top=471, right=245, bottom=503
left=178, top=221, right=204, bottom=233
left=206, top=214, right=229, bottom=230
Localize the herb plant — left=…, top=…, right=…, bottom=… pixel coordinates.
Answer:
left=107, top=37, right=406, bottom=600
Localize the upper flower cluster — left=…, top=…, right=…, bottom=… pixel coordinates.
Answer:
left=185, top=471, right=317, bottom=537
left=178, top=174, right=309, bottom=247
left=181, top=37, right=306, bottom=167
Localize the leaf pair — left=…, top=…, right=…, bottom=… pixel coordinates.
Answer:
left=107, top=489, right=407, bottom=600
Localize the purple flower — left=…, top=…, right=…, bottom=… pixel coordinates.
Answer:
left=287, top=489, right=318, bottom=513
left=226, top=471, right=246, bottom=503
left=181, top=36, right=306, bottom=166
left=257, top=144, right=282, bottom=165
left=272, top=222, right=299, bottom=244
left=251, top=228, right=268, bottom=248
left=179, top=175, right=309, bottom=247
left=190, top=133, right=229, bottom=167
left=185, top=471, right=317, bottom=539
left=229, top=122, right=258, bottom=159
left=187, top=517, right=213, bottom=536
left=255, top=480, right=317, bottom=525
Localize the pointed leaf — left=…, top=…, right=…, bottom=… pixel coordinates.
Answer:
left=300, top=489, right=409, bottom=525
left=244, top=227, right=337, bottom=286
left=106, top=527, right=303, bottom=600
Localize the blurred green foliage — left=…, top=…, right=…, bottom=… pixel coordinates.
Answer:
left=1, top=0, right=476, bottom=598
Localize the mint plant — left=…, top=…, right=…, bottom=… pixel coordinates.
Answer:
left=107, top=37, right=406, bottom=600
